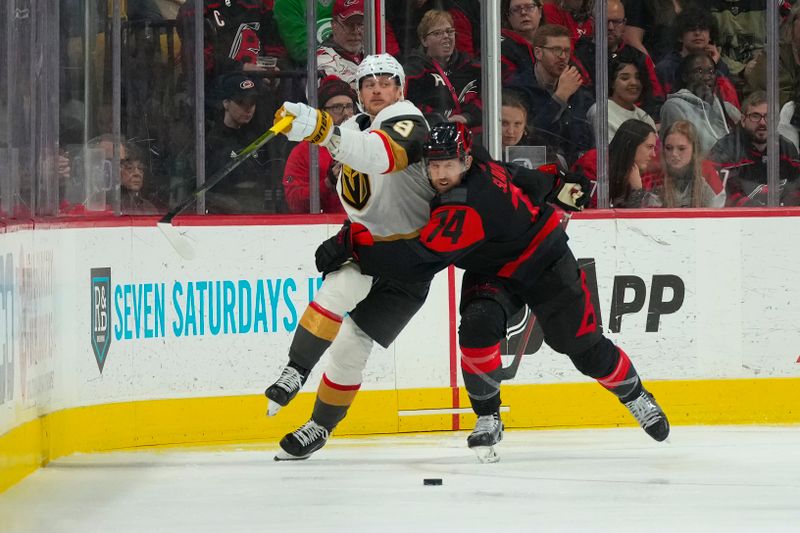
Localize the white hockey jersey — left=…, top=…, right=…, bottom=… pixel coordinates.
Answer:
left=330, top=100, right=434, bottom=239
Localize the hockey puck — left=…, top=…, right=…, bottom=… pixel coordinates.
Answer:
left=423, top=478, right=442, bottom=486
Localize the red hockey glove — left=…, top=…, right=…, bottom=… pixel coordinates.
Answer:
left=314, top=220, right=374, bottom=274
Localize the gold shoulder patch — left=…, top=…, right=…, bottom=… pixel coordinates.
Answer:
left=341, top=165, right=372, bottom=210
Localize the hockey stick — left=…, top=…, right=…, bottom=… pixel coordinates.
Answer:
left=156, top=115, right=295, bottom=259
left=496, top=306, right=537, bottom=381
left=462, top=210, right=574, bottom=387
left=496, top=211, right=573, bottom=381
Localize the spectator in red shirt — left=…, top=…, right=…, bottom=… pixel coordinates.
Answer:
left=282, top=77, right=358, bottom=214
left=542, top=0, right=594, bottom=45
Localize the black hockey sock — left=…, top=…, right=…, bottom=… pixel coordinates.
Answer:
left=288, top=302, right=343, bottom=370
left=461, top=343, right=503, bottom=415
left=311, top=373, right=361, bottom=432
left=467, top=392, right=501, bottom=417
left=596, top=348, right=642, bottom=403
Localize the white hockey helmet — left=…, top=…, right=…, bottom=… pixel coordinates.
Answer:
left=356, top=53, right=405, bottom=93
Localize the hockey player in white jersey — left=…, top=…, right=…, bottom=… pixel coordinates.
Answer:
left=265, top=54, right=436, bottom=460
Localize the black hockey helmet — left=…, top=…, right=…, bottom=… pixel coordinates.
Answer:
left=423, top=122, right=473, bottom=161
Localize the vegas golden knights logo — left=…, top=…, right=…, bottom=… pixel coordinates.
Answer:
left=341, top=165, right=371, bottom=210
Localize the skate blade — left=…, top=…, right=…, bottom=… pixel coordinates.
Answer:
left=266, top=400, right=283, bottom=417
left=273, top=450, right=312, bottom=461
left=472, top=445, right=500, bottom=464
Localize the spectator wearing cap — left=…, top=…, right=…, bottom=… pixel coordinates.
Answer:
left=205, top=72, right=271, bottom=213
left=274, top=0, right=400, bottom=65
left=317, top=0, right=366, bottom=89
left=404, top=9, right=483, bottom=129
left=282, top=76, right=357, bottom=214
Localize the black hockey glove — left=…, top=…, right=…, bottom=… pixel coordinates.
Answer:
left=314, top=220, right=374, bottom=275
left=547, top=170, right=592, bottom=211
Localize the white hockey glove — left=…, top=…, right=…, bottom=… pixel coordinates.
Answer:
left=274, top=102, right=334, bottom=145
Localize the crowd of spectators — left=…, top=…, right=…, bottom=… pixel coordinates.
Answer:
left=47, top=0, right=800, bottom=217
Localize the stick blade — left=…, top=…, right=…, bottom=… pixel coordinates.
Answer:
left=157, top=222, right=196, bottom=260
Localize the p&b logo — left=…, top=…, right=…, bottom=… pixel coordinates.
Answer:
left=91, top=268, right=112, bottom=373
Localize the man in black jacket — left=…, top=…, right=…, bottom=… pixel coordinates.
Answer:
left=508, top=24, right=594, bottom=166
left=708, top=91, right=800, bottom=207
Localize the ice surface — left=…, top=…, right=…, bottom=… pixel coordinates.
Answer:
left=1, top=426, right=799, bottom=532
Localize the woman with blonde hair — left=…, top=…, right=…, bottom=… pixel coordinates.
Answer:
left=404, top=9, right=482, bottom=127
left=649, top=120, right=725, bottom=207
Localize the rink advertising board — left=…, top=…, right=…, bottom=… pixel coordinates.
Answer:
left=2, top=211, right=800, bottom=491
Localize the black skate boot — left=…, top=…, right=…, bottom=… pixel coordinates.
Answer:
left=623, top=388, right=670, bottom=442
left=265, top=364, right=308, bottom=416
left=467, top=412, right=504, bottom=463
left=274, top=419, right=330, bottom=461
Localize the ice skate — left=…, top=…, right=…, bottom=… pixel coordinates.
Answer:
left=265, top=365, right=307, bottom=416
left=467, top=413, right=504, bottom=463
left=274, top=419, right=330, bottom=461
left=623, top=388, right=670, bottom=442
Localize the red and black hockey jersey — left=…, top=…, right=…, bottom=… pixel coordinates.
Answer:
left=177, top=0, right=285, bottom=79
left=500, top=29, right=536, bottom=84
left=404, top=49, right=482, bottom=128
left=356, top=159, right=568, bottom=285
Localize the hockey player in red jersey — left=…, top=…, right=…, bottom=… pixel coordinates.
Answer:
left=341, top=123, right=670, bottom=460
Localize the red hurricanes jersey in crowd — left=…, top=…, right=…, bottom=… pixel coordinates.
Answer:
left=178, top=0, right=284, bottom=78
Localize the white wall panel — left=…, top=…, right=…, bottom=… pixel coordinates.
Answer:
left=2, top=215, right=800, bottom=437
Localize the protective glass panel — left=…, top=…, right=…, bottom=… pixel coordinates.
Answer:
left=617, top=0, right=788, bottom=209
left=5, top=2, right=33, bottom=217
left=278, top=0, right=353, bottom=215
left=118, top=1, right=193, bottom=215
left=197, top=0, right=303, bottom=214
left=499, top=1, right=593, bottom=177
left=0, top=6, right=9, bottom=217
left=59, top=0, right=118, bottom=215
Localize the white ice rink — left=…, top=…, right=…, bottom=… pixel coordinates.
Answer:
left=2, top=425, right=799, bottom=533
